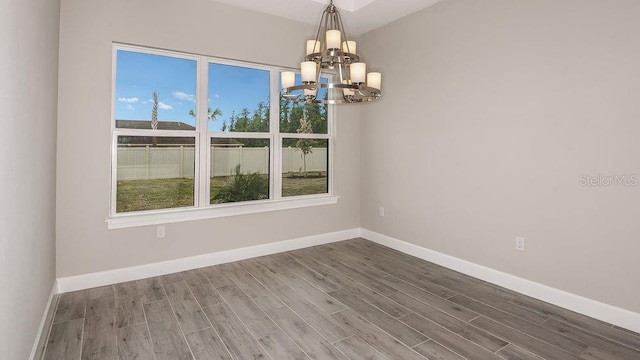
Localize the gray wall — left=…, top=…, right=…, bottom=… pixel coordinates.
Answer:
left=56, top=0, right=361, bottom=277
left=0, top=0, right=60, bottom=357
left=360, top=0, right=640, bottom=313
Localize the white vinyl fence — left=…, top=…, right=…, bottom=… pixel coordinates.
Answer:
left=117, top=146, right=327, bottom=181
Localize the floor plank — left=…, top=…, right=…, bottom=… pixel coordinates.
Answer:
left=497, top=344, right=545, bottom=360
left=288, top=252, right=412, bottom=318
left=399, top=313, right=504, bottom=360
left=541, top=318, right=640, bottom=359
left=301, top=247, right=399, bottom=296
left=143, top=299, right=193, bottom=360
left=114, top=281, right=145, bottom=328
left=201, top=265, right=236, bottom=289
left=378, top=275, right=478, bottom=321
left=387, top=291, right=508, bottom=352
left=328, top=288, right=427, bottom=347
left=450, top=294, right=588, bottom=355
left=268, top=282, right=353, bottom=343
left=513, top=295, right=640, bottom=352
left=334, top=335, right=388, bottom=360
left=216, top=284, right=280, bottom=339
left=279, top=253, right=340, bottom=292
left=203, top=302, right=269, bottom=359
left=223, top=268, right=284, bottom=311
left=164, top=281, right=211, bottom=334
left=181, top=269, right=224, bottom=308
left=43, top=318, right=84, bottom=360
left=54, top=290, right=87, bottom=324
left=184, top=327, right=233, bottom=360
left=275, top=269, right=346, bottom=314
left=412, top=340, right=466, bottom=360
left=258, top=330, right=311, bottom=360
left=136, top=277, right=166, bottom=304
left=159, top=272, right=185, bottom=286
left=266, top=306, right=348, bottom=360
left=34, top=294, right=59, bottom=360
left=469, top=316, right=581, bottom=360
left=331, top=310, right=426, bottom=360
left=81, top=286, right=117, bottom=360
left=117, top=323, right=155, bottom=360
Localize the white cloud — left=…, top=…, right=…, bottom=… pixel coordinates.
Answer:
left=126, top=105, right=135, bottom=110
left=118, top=97, right=139, bottom=103
left=172, top=91, right=195, bottom=102
left=158, top=102, right=173, bottom=110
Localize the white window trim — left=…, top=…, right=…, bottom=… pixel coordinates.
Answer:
left=106, top=195, right=339, bottom=229
left=107, top=44, right=337, bottom=229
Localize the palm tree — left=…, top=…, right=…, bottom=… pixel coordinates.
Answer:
left=189, top=107, right=222, bottom=122
left=151, top=92, right=159, bottom=130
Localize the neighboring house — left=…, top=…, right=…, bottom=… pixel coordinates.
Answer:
left=116, top=119, right=196, bottom=131
left=116, top=120, right=196, bottom=146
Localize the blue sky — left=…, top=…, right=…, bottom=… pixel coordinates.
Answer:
left=115, top=50, right=269, bottom=132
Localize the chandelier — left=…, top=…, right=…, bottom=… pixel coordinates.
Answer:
left=281, top=0, right=382, bottom=104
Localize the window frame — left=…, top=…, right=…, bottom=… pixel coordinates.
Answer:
left=108, top=44, right=337, bottom=229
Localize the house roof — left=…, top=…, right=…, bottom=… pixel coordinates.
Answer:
left=116, top=120, right=196, bottom=131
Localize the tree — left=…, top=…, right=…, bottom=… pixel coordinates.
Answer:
left=151, top=92, right=159, bottom=146
left=296, top=114, right=313, bottom=176
left=189, top=107, right=223, bottom=122
left=151, top=92, right=159, bottom=130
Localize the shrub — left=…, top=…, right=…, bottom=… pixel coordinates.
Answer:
left=211, top=165, right=268, bottom=203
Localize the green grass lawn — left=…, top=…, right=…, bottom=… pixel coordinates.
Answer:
left=117, top=173, right=328, bottom=213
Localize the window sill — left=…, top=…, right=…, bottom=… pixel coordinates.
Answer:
left=106, top=195, right=340, bottom=229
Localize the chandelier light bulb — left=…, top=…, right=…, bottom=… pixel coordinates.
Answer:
left=281, top=71, right=295, bottom=89
left=367, top=72, right=382, bottom=90
left=326, top=30, right=341, bottom=50
left=306, top=40, right=321, bottom=55
left=351, top=62, right=367, bottom=84
left=301, top=61, right=317, bottom=83
left=342, top=41, right=356, bottom=54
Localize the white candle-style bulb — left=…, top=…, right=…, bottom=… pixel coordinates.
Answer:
left=326, top=30, right=341, bottom=49
left=342, top=80, right=354, bottom=96
left=367, top=72, right=382, bottom=90
left=342, top=41, right=357, bottom=54
left=350, top=62, right=366, bottom=84
left=301, top=61, right=317, bottom=83
left=306, top=40, right=321, bottom=55
left=281, top=71, right=295, bottom=89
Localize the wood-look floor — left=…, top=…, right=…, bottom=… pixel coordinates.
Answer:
left=40, top=238, right=640, bottom=360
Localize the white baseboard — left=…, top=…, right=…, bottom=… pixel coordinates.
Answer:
left=30, top=280, right=58, bottom=360
left=360, top=228, right=640, bottom=334
left=57, top=228, right=360, bottom=293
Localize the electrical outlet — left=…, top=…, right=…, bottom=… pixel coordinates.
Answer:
left=157, top=225, right=166, bottom=239
left=515, top=236, right=525, bottom=251
left=379, top=206, right=385, bottom=217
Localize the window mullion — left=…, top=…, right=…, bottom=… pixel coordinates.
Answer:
left=197, top=58, right=210, bottom=207
left=270, top=68, right=282, bottom=199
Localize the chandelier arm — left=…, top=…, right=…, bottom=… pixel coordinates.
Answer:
left=313, top=9, right=328, bottom=53
left=335, top=8, right=349, bottom=45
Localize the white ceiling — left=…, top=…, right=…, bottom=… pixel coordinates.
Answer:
left=212, top=0, right=444, bottom=35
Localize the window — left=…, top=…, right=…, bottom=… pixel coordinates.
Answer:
left=110, top=45, right=335, bottom=227
left=280, top=74, right=330, bottom=197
